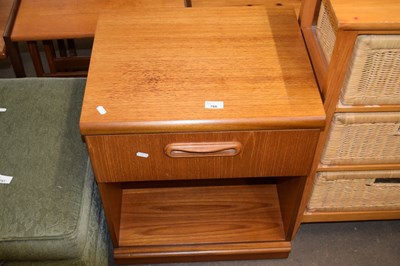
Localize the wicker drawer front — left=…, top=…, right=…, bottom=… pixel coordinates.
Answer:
left=86, top=130, right=319, bottom=182
left=321, top=112, right=400, bottom=165
left=316, top=0, right=400, bottom=105
left=308, top=170, right=400, bottom=212
left=340, top=35, right=400, bottom=105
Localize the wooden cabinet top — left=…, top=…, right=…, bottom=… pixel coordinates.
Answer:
left=328, top=0, right=400, bottom=30
left=80, top=7, right=325, bottom=135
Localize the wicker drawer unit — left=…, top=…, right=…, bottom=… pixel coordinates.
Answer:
left=321, top=112, right=400, bottom=165
left=299, top=0, right=400, bottom=222
left=308, top=170, right=400, bottom=212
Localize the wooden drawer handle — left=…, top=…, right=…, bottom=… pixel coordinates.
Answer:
left=165, top=142, right=242, bottom=158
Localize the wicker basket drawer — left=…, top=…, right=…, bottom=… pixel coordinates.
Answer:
left=321, top=112, right=400, bottom=165
left=340, top=35, right=400, bottom=105
left=308, top=170, right=400, bottom=212
left=316, top=0, right=400, bottom=105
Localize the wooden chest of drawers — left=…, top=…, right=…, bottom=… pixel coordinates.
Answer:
left=80, top=6, right=325, bottom=264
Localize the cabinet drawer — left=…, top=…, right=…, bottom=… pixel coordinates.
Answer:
left=86, top=130, right=319, bottom=182
left=316, top=0, right=400, bottom=105
left=308, top=170, right=400, bottom=212
left=340, top=35, right=400, bottom=105
left=321, top=112, right=400, bottom=165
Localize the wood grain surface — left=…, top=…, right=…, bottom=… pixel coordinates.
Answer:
left=301, top=28, right=328, bottom=98
left=0, top=0, right=13, bottom=57
left=97, top=183, right=123, bottom=246
left=80, top=7, right=325, bottom=135
left=11, top=0, right=185, bottom=41
left=114, top=241, right=291, bottom=263
left=336, top=104, right=400, bottom=113
left=317, top=163, right=400, bottom=172
left=303, top=209, right=400, bottom=222
left=119, top=184, right=285, bottom=246
left=328, top=0, right=400, bottom=30
left=86, top=129, right=319, bottom=182
left=191, top=0, right=302, bottom=17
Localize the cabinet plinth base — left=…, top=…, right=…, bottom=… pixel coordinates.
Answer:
left=113, top=241, right=291, bottom=264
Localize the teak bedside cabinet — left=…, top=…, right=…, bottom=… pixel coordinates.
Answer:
left=80, top=7, right=325, bottom=264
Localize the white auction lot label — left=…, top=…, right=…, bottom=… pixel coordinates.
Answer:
left=0, top=174, right=13, bottom=184
left=205, top=101, right=224, bottom=109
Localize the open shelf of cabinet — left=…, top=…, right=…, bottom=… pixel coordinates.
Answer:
left=119, top=184, right=285, bottom=246
left=99, top=177, right=306, bottom=263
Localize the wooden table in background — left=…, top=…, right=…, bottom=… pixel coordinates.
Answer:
left=0, top=0, right=13, bottom=59
left=5, top=0, right=185, bottom=77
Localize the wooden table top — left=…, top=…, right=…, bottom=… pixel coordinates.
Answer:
left=80, top=7, right=325, bottom=135
left=328, top=0, right=400, bottom=30
left=11, top=0, right=184, bottom=41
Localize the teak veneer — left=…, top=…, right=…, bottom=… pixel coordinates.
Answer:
left=80, top=7, right=324, bottom=135
left=11, top=0, right=185, bottom=41
left=119, top=184, right=286, bottom=247
left=189, top=0, right=302, bottom=17
left=86, top=130, right=319, bottom=182
left=5, top=0, right=185, bottom=77
left=80, top=7, right=325, bottom=264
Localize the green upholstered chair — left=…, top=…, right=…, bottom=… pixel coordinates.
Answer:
left=0, top=78, right=110, bottom=265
